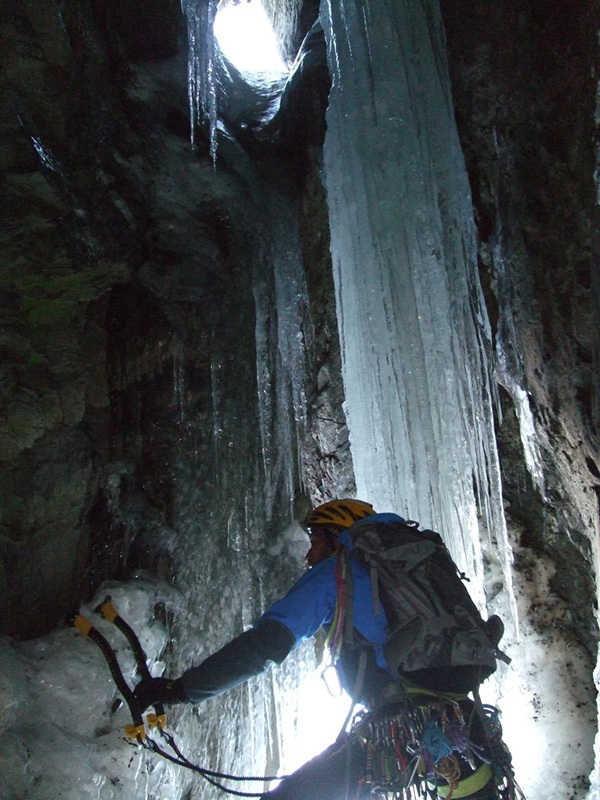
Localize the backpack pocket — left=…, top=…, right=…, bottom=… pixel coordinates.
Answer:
left=384, top=616, right=451, bottom=673
left=450, top=628, right=498, bottom=669
left=383, top=616, right=425, bottom=674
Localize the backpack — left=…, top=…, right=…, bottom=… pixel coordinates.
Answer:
left=336, top=517, right=508, bottom=693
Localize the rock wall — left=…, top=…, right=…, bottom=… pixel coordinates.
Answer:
left=441, top=0, right=600, bottom=656
left=0, top=0, right=166, bottom=636
left=0, top=0, right=349, bottom=640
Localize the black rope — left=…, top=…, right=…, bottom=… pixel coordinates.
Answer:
left=142, top=734, right=284, bottom=797
left=158, top=728, right=287, bottom=782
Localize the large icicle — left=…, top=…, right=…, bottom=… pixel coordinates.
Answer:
left=321, top=0, right=513, bottom=606
left=253, top=184, right=311, bottom=523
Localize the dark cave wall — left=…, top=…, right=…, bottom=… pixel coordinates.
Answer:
left=0, top=0, right=162, bottom=636
left=0, top=0, right=345, bottom=639
left=0, top=0, right=255, bottom=636
left=441, top=0, right=600, bottom=652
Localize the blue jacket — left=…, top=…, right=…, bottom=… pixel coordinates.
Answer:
left=181, top=513, right=404, bottom=704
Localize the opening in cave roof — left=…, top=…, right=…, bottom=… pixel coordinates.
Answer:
left=214, top=0, right=288, bottom=76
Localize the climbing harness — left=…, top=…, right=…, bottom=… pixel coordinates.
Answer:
left=347, top=692, right=526, bottom=799
left=70, top=598, right=286, bottom=797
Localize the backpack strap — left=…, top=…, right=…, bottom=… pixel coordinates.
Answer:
left=369, top=539, right=457, bottom=634
left=410, top=570, right=457, bottom=633
left=339, top=547, right=355, bottom=649
left=335, top=648, right=368, bottom=741
left=325, top=548, right=353, bottom=661
left=365, top=555, right=382, bottom=615
left=376, top=539, right=437, bottom=571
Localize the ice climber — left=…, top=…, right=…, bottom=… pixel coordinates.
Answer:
left=134, top=499, right=520, bottom=799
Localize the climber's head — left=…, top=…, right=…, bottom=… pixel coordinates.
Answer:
left=305, top=499, right=375, bottom=567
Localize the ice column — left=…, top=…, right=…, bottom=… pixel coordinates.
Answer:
left=253, top=187, right=311, bottom=523
left=321, top=0, right=512, bottom=599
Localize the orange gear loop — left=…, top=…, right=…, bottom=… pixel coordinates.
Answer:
left=71, top=614, right=94, bottom=636
left=97, top=600, right=119, bottom=623
left=147, top=713, right=168, bottom=730
left=124, top=724, right=147, bottom=742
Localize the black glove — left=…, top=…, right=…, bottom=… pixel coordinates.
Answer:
left=133, top=676, right=189, bottom=712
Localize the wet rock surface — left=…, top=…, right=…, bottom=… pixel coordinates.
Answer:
left=0, top=0, right=343, bottom=636
left=441, top=0, right=600, bottom=657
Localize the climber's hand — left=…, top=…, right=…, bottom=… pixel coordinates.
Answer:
left=133, top=677, right=188, bottom=711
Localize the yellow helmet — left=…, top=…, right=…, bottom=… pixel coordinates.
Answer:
left=307, top=499, right=375, bottom=529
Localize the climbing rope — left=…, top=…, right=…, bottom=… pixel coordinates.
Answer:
left=435, top=755, right=460, bottom=799
left=141, top=731, right=280, bottom=797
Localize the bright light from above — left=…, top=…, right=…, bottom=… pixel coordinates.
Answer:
left=214, top=0, right=288, bottom=75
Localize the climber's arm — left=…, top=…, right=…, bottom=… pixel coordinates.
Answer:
left=180, top=618, right=295, bottom=702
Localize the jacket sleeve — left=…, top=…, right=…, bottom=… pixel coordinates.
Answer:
left=261, top=556, right=337, bottom=641
left=180, top=618, right=295, bottom=703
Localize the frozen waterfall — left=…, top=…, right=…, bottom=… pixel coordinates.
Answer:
left=321, top=0, right=512, bottom=602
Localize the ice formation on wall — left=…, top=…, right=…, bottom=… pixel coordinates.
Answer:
left=321, top=0, right=512, bottom=603
left=181, top=0, right=219, bottom=158
left=0, top=152, right=327, bottom=799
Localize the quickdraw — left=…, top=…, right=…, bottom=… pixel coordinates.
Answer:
left=70, top=597, right=287, bottom=797
left=349, top=696, right=526, bottom=800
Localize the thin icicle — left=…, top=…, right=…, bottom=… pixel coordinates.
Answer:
left=252, top=189, right=311, bottom=523
left=181, top=0, right=218, bottom=163
left=492, top=234, right=546, bottom=495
